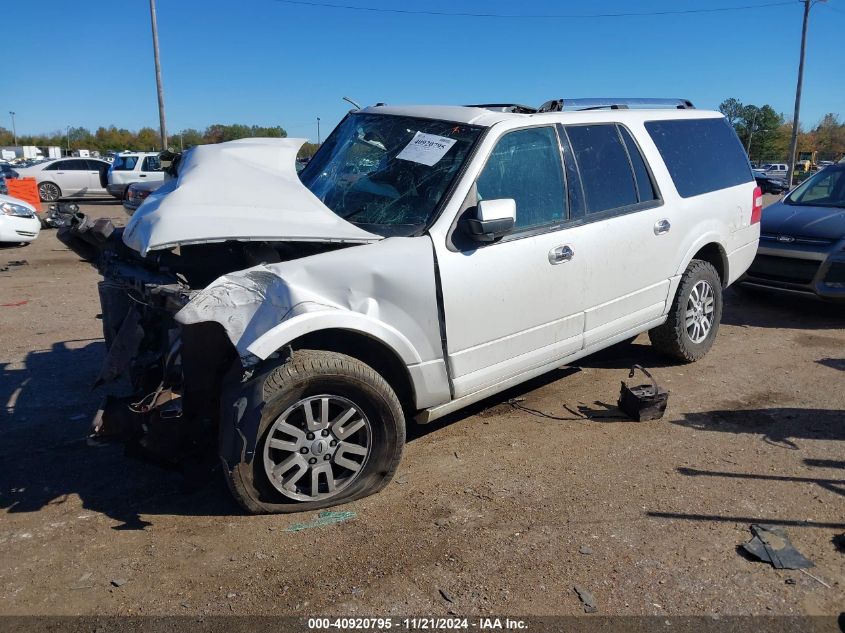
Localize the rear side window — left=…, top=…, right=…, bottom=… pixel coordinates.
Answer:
left=58, top=160, right=88, bottom=170
left=142, top=155, right=161, bottom=171
left=619, top=126, right=656, bottom=202
left=645, top=118, right=752, bottom=198
left=113, top=156, right=139, bottom=171
left=565, top=124, right=638, bottom=214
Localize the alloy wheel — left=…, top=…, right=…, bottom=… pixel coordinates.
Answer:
left=39, top=183, right=60, bottom=202
left=685, top=280, right=715, bottom=344
left=262, top=395, right=372, bottom=501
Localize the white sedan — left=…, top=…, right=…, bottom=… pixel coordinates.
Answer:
left=15, top=157, right=111, bottom=202
left=0, top=193, right=40, bottom=244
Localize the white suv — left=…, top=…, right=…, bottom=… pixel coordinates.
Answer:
left=61, top=98, right=760, bottom=513
left=106, top=152, right=166, bottom=199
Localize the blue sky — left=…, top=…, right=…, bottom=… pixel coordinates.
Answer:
left=2, top=0, right=842, bottom=142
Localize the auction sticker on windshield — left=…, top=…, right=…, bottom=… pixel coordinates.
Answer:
left=396, top=131, right=457, bottom=166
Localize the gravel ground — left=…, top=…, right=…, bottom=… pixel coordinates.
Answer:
left=0, top=196, right=843, bottom=618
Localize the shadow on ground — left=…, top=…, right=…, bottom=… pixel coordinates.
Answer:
left=723, top=287, right=845, bottom=330
left=648, top=406, right=845, bottom=530
left=672, top=406, right=845, bottom=449
left=0, top=341, right=238, bottom=529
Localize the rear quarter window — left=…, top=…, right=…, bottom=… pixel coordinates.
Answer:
left=645, top=117, right=752, bottom=198
left=113, top=156, right=139, bottom=171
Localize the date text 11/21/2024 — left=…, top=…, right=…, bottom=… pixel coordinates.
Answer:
left=307, top=617, right=528, bottom=630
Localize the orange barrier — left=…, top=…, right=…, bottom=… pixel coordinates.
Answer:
left=6, top=178, right=41, bottom=209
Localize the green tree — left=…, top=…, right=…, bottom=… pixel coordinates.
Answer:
left=812, top=113, right=845, bottom=160
left=718, top=98, right=744, bottom=127
left=737, top=104, right=784, bottom=163
left=0, top=126, right=15, bottom=145
left=297, top=141, right=320, bottom=159
left=174, top=128, right=204, bottom=149
left=134, top=127, right=161, bottom=151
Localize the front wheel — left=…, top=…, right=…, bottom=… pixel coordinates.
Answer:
left=224, top=350, right=405, bottom=514
left=649, top=259, right=722, bottom=362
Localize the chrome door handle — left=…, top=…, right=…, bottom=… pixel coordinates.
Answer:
left=654, top=219, right=671, bottom=235
left=549, top=245, right=574, bottom=265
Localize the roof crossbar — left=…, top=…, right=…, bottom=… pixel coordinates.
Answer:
left=537, top=98, right=695, bottom=113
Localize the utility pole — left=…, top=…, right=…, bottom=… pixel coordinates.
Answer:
left=317, top=117, right=321, bottom=145
left=787, top=0, right=823, bottom=186
left=149, top=0, right=168, bottom=150
left=9, top=112, right=16, bottom=145
left=745, top=110, right=758, bottom=155
left=66, top=125, right=70, bottom=155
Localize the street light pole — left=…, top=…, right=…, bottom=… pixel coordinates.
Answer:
left=786, top=0, right=823, bottom=186
left=317, top=117, right=321, bottom=145
left=745, top=110, right=758, bottom=155
left=9, top=112, right=16, bottom=145
left=149, top=0, right=168, bottom=150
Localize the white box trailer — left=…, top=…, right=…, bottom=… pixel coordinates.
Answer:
left=22, top=146, right=42, bottom=159
left=47, top=146, right=62, bottom=159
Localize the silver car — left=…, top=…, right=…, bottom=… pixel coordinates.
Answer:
left=15, top=158, right=111, bottom=202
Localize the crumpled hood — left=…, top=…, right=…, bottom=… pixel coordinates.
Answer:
left=761, top=201, right=845, bottom=240
left=122, top=138, right=380, bottom=256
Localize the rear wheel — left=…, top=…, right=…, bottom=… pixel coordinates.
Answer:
left=224, top=350, right=405, bottom=514
left=38, top=182, right=61, bottom=202
left=649, top=259, right=722, bottom=362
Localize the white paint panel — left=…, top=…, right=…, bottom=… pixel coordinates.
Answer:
left=449, top=312, right=583, bottom=377
left=583, top=301, right=666, bottom=348
left=584, top=280, right=670, bottom=331
left=726, top=238, right=759, bottom=285
left=451, top=331, right=583, bottom=398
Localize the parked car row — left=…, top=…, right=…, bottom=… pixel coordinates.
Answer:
left=752, top=169, right=789, bottom=194
left=8, top=151, right=166, bottom=202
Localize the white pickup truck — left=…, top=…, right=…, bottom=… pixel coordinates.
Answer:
left=60, top=98, right=760, bottom=513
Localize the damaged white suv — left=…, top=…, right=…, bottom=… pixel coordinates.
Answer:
left=61, top=98, right=761, bottom=513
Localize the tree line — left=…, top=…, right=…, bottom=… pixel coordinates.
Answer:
left=718, top=98, right=845, bottom=164
left=3, top=106, right=842, bottom=164
left=0, top=123, right=294, bottom=154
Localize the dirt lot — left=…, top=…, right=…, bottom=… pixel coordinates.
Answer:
left=1, top=197, right=843, bottom=618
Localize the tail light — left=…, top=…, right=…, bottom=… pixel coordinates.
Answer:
left=751, top=186, right=763, bottom=225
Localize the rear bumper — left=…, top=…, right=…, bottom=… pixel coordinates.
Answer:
left=740, top=242, right=845, bottom=302
left=107, top=184, right=127, bottom=198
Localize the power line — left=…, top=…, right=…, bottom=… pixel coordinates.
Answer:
left=274, top=0, right=797, bottom=19
left=824, top=1, right=845, bottom=15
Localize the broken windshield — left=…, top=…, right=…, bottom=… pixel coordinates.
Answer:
left=299, top=113, right=483, bottom=236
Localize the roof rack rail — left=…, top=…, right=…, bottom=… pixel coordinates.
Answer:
left=466, top=103, right=538, bottom=114
left=537, top=98, right=695, bottom=113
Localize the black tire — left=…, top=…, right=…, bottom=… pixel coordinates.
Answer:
left=649, top=259, right=723, bottom=363
left=224, top=349, right=405, bottom=514
left=38, top=181, right=61, bottom=202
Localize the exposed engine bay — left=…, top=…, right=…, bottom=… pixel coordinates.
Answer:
left=59, top=214, right=351, bottom=468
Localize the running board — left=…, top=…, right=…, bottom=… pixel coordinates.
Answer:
left=414, top=316, right=666, bottom=424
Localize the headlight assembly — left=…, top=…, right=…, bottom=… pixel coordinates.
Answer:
left=1, top=201, right=35, bottom=218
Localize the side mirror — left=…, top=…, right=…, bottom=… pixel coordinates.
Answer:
left=463, top=198, right=516, bottom=242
